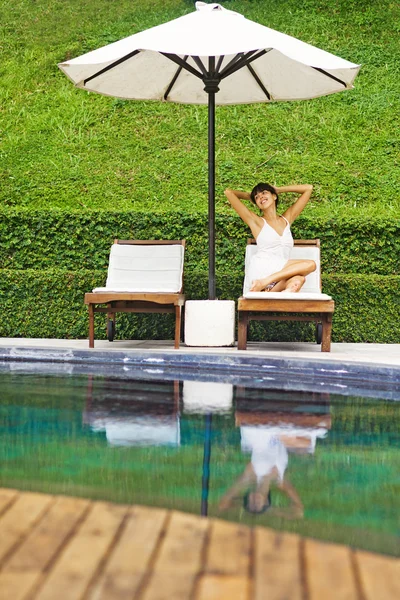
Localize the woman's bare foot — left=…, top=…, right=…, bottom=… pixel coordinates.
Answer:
left=284, top=275, right=305, bottom=292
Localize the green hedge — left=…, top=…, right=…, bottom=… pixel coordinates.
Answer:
left=0, top=269, right=398, bottom=343
left=0, top=210, right=399, bottom=274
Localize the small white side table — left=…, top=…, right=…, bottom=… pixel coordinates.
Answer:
left=184, top=300, right=235, bottom=347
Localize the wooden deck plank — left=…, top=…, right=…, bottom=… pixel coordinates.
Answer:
left=196, top=575, right=249, bottom=600
left=87, top=505, right=168, bottom=600
left=142, top=511, right=209, bottom=600
left=0, top=496, right=90, bottom=600
left=205, top=520, right=251, bottom=576
left=305, top=538, right=359, bottom=600
left=0, top=492, right=54, bottom=566
left=0, top=573, right=38, bottom=600
left=254, top=527, right=302, bottom=600
left=33, top=501, right=128, bottom=600
left=356, top=550, right=400, bottom=600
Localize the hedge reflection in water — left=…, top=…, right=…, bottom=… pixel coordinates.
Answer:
left=0, top=372, right=399, bottom=557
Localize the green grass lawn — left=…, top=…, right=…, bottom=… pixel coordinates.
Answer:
left=1, top=0, right=399, bottom=217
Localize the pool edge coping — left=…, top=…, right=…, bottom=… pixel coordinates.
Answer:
left=0, top=344, right=399, bottom=383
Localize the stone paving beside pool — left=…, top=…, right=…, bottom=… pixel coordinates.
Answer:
left=0, top=338, right=399, bottom=366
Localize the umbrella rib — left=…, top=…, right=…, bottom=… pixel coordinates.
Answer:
left=219, top=51, right=263, bottom=78
left=312, top=67, right=347, bottom=87
left=220, top=49, right=269, bottom=80
left=83, top=50, right=141, bottom=85
left=215, top=55, right=225, bottom=73
left=218, top=52, right=245, bottom=77
left=192, top=56, right=208, bottom=77
left=164, top=55, right=188, bottom=100
left=246, top=64, right=271, bottom=100
left=161, top=53, right=203, bottom=79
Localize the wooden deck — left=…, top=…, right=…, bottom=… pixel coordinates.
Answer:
left=0, top=488, right=398, bottom=600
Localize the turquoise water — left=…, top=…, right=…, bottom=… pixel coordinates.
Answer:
left=0, top=371, right=399, bottom=556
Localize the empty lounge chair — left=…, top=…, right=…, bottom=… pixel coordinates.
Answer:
left=84, top=239, right=185, bottom=349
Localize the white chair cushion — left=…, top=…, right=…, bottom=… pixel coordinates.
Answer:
left=93, top=243, right=184, bottom=293
left=243, top=244, right=322, bottom=295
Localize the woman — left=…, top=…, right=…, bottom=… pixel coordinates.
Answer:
left=224, top=183, right=316, bottom=292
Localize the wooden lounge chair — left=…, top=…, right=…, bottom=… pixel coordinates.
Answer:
left=237, top=239, right=334, bottom=352
left=84, top=239, right=185, bottom=349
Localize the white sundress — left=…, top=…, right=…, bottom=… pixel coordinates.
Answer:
left=248, top=216, right=294, bottom=284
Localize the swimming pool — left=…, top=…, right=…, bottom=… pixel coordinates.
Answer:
left=1, top=364, right=398, bottom=557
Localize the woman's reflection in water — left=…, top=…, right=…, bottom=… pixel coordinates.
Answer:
left=219, top=426, right=328, bottom=518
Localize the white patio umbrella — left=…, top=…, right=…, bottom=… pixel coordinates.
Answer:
left=58, top=1, right=360, bottom=299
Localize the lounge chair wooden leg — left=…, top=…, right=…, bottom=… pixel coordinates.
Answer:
left=88, top=304, right=95, bottom=348
left=321, top=313, right=333, bottom=352
left=237, top=312, right=249, bottom=350
left=174, top=305, right=181, bottom=349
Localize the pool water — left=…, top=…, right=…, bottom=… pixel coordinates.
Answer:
left=0, top=371, right=399, bottom=557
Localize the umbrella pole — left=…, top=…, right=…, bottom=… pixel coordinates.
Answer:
left=207, top=59, right=216, bottom=301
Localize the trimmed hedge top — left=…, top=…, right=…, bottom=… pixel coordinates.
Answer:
left=0, top=210, right=399, bottom=274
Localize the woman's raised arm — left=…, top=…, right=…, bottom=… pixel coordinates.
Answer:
left=224, top=188, right=260, bottom=230
left=278, top=184, right=313, bottom=224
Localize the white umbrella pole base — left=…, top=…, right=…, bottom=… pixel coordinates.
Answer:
left=184, top=300, right=235, bottom=347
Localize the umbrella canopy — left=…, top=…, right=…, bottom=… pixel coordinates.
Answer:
left=59, top=1, right=360, bottom=298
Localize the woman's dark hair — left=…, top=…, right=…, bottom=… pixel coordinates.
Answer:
left=243, top=491, right=272, bottom=514
left=250, top=182, right=279, bottom=208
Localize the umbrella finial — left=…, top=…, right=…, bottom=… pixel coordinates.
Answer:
left=196, top=2, right=223, bottom=11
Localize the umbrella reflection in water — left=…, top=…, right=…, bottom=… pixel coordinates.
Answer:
left=183, top=380, right=234, bottom=516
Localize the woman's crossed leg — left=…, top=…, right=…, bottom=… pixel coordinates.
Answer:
left=250, top=259, right=316, bottom=292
